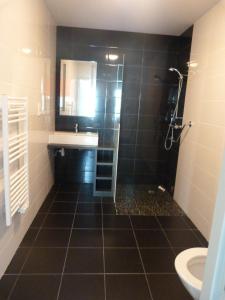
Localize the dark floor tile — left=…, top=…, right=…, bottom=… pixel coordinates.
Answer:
left=78, top=194, right=102, bottom=203
left=102, top=197, right=114, bottom=203
left=50, top=202, right=76, bottom=213
left=74, top=214, right=102, bottom=228
left=104, top=230, right=136, bottom=247
left=103, top=215, right=131, bottom=229
left=140, top=248, right=176, bottom=273
left=102, top=204, right=116, bottom=214
left=59, top=183, right=80, bottom=193
left=39, top=198, right=53, bottom=212
left=43, top=214, right=74, bottom=228
left=59, top=275, right=104, bottom=300
left=105, top=249, right=143, bottom=273
left=10, top=275, right=60, bottom=300
left=131, top=216, right=160, bottom=229
left=172, top=247, right=189, bottom=256
left=182, top=215, right=198, bottom=229
left=5, top=248, right=30, bottom=274
left=165, top=230, right=202, bottom=247
left=22, top=248, right=66, bottom=273
left=47, top=185, right=59, bottom=197
left=30, top=213, right=46, bottom=228
left=54, top=192, right=78, bottom=202
left=70, top=229, right=103, bottom=247
left=157, top=216, right=190, bottom=229
left=33, top=229, right=70, bottom=247
left=106, top=275, right=151, bottom=300
left=79, top=184, right=93, bottom=195
left=148, top=274, right=192, bottom=300
left=135, top=230, right=170, bottom=247
left=65, top=248, right=103, bottom=273
left=19, top=229, right=39, bottom=247
left=193, top=230, right=208, bottom=247
left=0, top=275, right=17, bottom=300
left=77, top=203, right=102, bottom=214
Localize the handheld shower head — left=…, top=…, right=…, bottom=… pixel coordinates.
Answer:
left=169, top=67, right=183, bottom=80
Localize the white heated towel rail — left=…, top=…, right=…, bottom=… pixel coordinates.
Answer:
left=2, top=96, right=29, bottom=226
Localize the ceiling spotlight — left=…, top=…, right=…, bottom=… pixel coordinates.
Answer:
left=106, top=54, right=119, bottom=61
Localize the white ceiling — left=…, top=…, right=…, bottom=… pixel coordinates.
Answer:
left=46, top=0, right=220, bottom=36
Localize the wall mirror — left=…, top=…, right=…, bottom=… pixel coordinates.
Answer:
left=59, top=59, right=97, bottom=117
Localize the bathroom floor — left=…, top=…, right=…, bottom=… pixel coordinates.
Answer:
left=0, top=184, right=208, bottom=300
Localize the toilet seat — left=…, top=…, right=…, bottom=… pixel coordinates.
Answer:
left=175, top=248, right=208, bottom=292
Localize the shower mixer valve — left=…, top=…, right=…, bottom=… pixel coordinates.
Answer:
left=174, top=124, right=184, bottom=129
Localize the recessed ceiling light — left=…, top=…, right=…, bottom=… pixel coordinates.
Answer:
left=106, top=54, right=119, bottom=61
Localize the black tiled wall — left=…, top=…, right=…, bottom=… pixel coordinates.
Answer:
left=55, top=27, right=192, bottom=189
left=55, top=27, right=125, bottom=183
left=118, top=29, right=192, bottom=190
left=163, top=28, right=193, bottom=193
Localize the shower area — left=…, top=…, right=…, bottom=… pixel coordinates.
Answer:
left=55, top=26, right=193, bottom=216
left=116, top=28, right=193, bottom=215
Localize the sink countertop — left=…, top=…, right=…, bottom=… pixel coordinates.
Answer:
left=47, top=143, right=98, bottom=150
left=48, top=131, right=99, bottom=148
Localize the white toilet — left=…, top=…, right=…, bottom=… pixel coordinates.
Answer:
left=175, top=248, right=208, bottom=299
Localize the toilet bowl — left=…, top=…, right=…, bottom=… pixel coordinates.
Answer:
left=175, top=247, right=208, bottom=300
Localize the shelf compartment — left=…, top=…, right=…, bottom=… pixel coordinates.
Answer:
left=95, top=179, right=112, bottom=192
left=96, top=165, right=113, bottom=177
left=97, top=149, right=114, bottom=164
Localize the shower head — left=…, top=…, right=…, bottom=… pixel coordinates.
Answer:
left=169, top=67, right=183, bottom=80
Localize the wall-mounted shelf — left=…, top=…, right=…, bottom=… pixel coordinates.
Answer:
left=96, top=162, right=113, bottom=166
left=93, top=147, right=118, bottom=198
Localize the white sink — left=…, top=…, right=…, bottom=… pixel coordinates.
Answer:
left=48, top=131, right=98, bottom=147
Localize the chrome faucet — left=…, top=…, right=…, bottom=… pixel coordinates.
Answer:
left=74, top=123, right=79, bottom=133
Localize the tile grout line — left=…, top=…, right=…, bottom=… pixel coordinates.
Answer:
left=7, top=185, right=60, bottom=300
left=3, top=271, right=177, bottom=276
left=56, top=186, right=80, bottom=300
left=129, top=215, right=154, bottom=300
left=155, top=217, right=177, bottom=256
left=101, top=197, right=107, bottom=300
left=182, top=217, right=206, bottom=247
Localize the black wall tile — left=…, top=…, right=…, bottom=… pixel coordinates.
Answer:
left=120, top=115, right=138, bottom=130
left=118, top=145, right=135, bottom=159
left=136, top=130, right=162, bottom=146
left=143, top=51, right=175, bottom=69
left=135, top=145, right=163, bottom=161
left=106, top=98, right=121, bottom=114
left=123, top=66, right=142, bottom=83
left=123, top=49, right=143, bottom=65
left=121, top=97, right=139, bottom=115
left=120, top=130, right=137, bottom=145
left=122, top=82, right=141, bottom=99
left=138, top=115, right=162, bottom=131
left=118, top=159, right=135, bottom=175
left=144, top=35, right=180, bottom=52
left=55, top=26, right=192, bottom=190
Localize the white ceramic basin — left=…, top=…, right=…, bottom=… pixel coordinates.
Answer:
left=48, top=131, right=98, bottom=147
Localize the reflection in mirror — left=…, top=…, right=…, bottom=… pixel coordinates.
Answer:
left=60, top=60, right=97, bottom=117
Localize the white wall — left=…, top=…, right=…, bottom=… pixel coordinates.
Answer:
left=174, top=0, right=225, bottom=240
left=0, top=0, right=56, bottom=277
